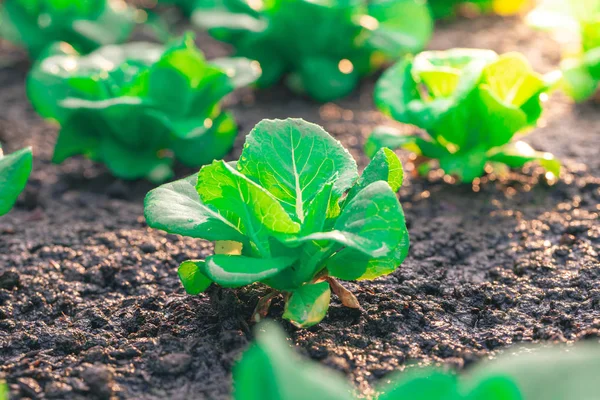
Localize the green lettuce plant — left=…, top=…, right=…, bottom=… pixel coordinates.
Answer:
left=527, top=0, right=600, bottom=102
left=0, top=146, right=33, bottom=216
left=429, top=0, right=529, bottom=19
left=192, top=0, right=433, bottom=102
left=27, top=34, right=260, bottom=182
left=366, top=48, right=560, bottom=183
left=0, top=0, right=135, bottom=59
left=235, top=321, right=600, bottom=400
left=145, top=118, right=409, bottom=328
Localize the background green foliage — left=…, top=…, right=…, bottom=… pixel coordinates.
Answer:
left=0, top=0, right=135, bottom=58
left=192, top=0, right=433, bottom=101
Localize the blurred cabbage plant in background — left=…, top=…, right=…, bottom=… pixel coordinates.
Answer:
left=27, top=34, right=260, bottom=182
left=0, top=0, right=135, bottom=59
left=192, top=0, right=433, bottom=102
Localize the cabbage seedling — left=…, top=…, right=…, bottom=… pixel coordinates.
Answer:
left=27, top=34, right=260, bottom=183
left=0, top=0, right=135, bottom=59
left=366, top=49, right=560, bottom=183
left=193, top=0, right=433, bottom=102
left=234, top=321, right=523, bottom=400
left=145, top=118, right=410, bottom=328
left=528, top=0, right=600, bottom=102
left=0, top=146, right=33, bottom=216
left=235, top=321, right=600, bottom=399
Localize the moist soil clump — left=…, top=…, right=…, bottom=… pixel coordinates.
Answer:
left=1, top=15, right=600, bottom=400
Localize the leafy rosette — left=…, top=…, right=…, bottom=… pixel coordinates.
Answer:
left=192, top=0, right=433, bottom=102
left=26, top=34, right=261, bottom=182
left=145, top=118, right=410, bottom=328
left=366, top=49, right=560, bottom=183
left=0, top=146, right=33, bottom=216
left=0, top=0, right=135, bottom=59
left=527, top=0, right=600, bottom=102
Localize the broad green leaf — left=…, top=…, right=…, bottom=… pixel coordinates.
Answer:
left=346, top=147, right=403, bottom=204
left=197, top=160, right=301, bottom=257
left=481, top=53, right=546, bottom=108
left=374, top=58, right=420, bottom=123
left=233, top=321, right=354, bottom=400
left=0, top=147, right=33, bottom=216
left=469, top=343, right=600, bottom=400
left=467, top=376, right=522, bottom=400
left=197, top=255, right=297, bottom=287
left=178, top=260, right=212, bottom=294
left=366, top=0, right=433, bottom=55
left=561, top=58, right=599, bottom=102
left=378, top=370, right=459, bottom=400
left=296, top=57, right=359, bottom=102
left=488, top=141, right=561, bottom=178
left=171, top=112, right=238, bottom=167
left=301, top=182, right=335, bottom=234
left=237, top=119, right=358, bottom=223
left=283, top=281, right=331, bottom=328
left=144, top=174, right=248, bottom=242
left=284, top=181, right=406, bottom=258
left=327, top=227, right=409, bottom=281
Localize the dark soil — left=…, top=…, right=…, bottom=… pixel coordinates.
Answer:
left=1, top=15, right=600, bottom=400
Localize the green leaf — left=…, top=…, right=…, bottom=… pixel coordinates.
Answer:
left=365, top=126, right=432, bottom=158
left=378, top=370, right=459, bottom=400
left=283, top=281, right=331, bottom=328
left=481, top=53, right=546, bottom=108
left=144, top=174, right=248, bottom=242
left=211, top=57, right=263, bottom=89
left=197, top=160, right=301, bottom=257
left=327, top=227, right=409, bottom=281
left=285, top=181, right=406, bottom=258
left=561, top=58, right=599, bottom=102
left=0, top=147, right=33, bottom=216
left=469, top=343, right=600, bottom=400
left=233, top=321, right=354, bottom=400
left=346, top=147, right=403, bottom=204
left=199, top=255, right=298, bottom=287
left=171, top=112, right=238, bottom=167
left=374, top=57, right=420, bottom=123
left=488, top=141, right=561, bottom=178
left=237, top=118, right=358, bottom=224
left=366, top=0, right=433, bottom=56
left=178, top=260, right=212, bottom=295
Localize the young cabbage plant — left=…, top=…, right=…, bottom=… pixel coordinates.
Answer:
left=192, top=0, right=433, bottom=102
left=366, top=48, right=560, bottom=183
left=145, top=118, right=410, bottom=328
left=27, top=34, right=260, bottom=183
left=429, top=0, right=529, bottom=19
left=0, top=0, right=135, bottom=59
left=235, top=321, right=600, bottom=400
left=527, top=0, right=600, bottom=102
left=0, top=146, right=33, bottom=217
